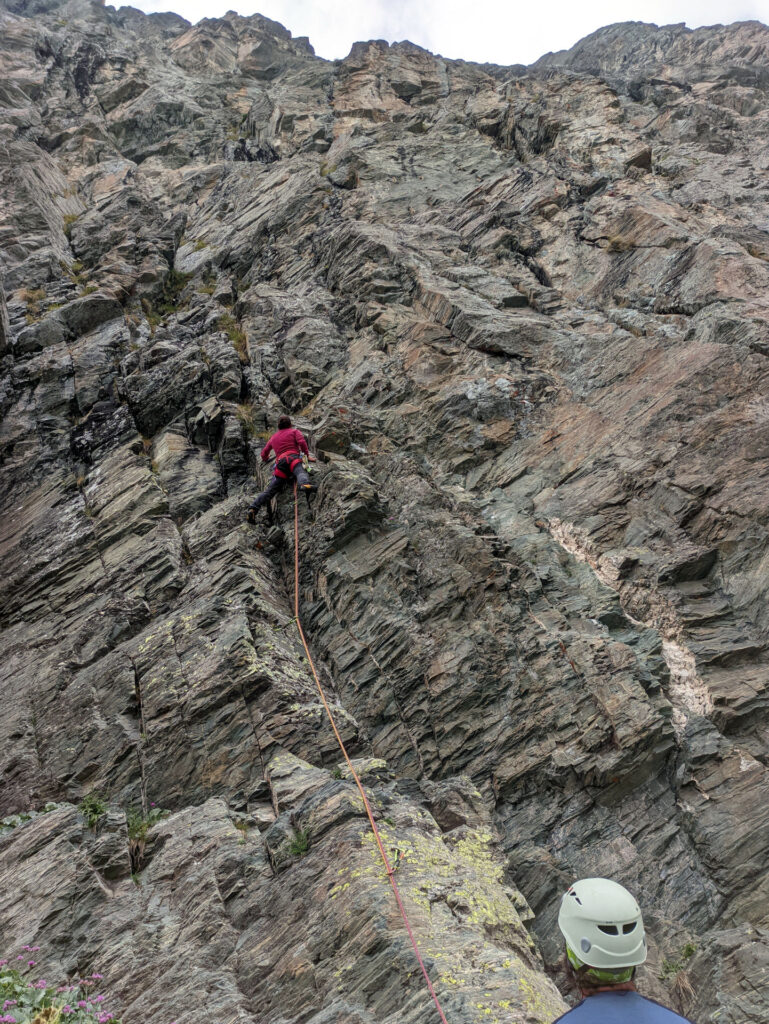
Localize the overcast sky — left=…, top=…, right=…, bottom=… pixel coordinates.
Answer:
left=129, top=0, right=767, bottom=65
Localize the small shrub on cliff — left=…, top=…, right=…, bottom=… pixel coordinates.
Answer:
left=0, top=946, right=120, bottom=1023
left=156, top=270, right=192, bottom=316
left=125, top=805, right=167, bottom=873
left=659, top=941, right=697, bottom=980
left=288, top=828, right=310, bottom=857
left=78, top=794, right=106, bottom=830
left=125, top=806, right=166, bottom=843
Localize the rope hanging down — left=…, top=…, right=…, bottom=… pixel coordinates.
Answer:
left=291, top=483, right=450, bottom=1024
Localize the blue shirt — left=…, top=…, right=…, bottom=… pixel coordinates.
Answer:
left=554, top=991, right=694, bottom=1023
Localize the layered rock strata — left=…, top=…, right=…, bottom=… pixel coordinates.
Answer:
left=2, top=3, right=769, bottom=1022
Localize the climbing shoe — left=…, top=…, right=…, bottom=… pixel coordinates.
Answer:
left=246, top=508, right=258, bottom=524
left=300, top=483, right=317, bottom=493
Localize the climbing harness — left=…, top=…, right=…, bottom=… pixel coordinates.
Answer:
left=290, top=482, right=450, bottom=1024
left=274, top=451, right=304, bottom=479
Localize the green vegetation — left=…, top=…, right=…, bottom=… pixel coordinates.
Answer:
left=140, top=298, right=161, bottom=334
left=197, top=271, right=216, bottom=295
left=331, top=766, right=343, bottom=780
left=0, top=955, right=121, bottom=1023
left=141, top=269, right=192, bottom=333
left=193, top=239, right=208, bottom=251
left=21, top=287, right=46, bottom=322
left=61, top=258, right=88, bottom=289
left=660, top=942, right=697, bottom=980
left=288, top=827, right=310, bottom=857
left=218, top=313, right=249, bottom=364
left=125, top=805, right=166, bottom=843
left=79, top=792, right=106, bottom=829
left=63, top=212, right=79, bottom=238
left=126, top=805, right=167, bottom=873
left=155, top=269, right=192, bottom=316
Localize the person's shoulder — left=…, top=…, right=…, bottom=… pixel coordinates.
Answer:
left=551, top=1000, right=590, bottom=1022
left=638, top=994, right=694, bottom=1022
left=550, top=993, right=694, bottom=1023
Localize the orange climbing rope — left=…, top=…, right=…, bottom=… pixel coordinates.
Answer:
left=292, top=483, right=450, bottom=1024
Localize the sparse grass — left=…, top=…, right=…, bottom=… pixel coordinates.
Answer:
left=383, top=816, right=395, bottom=827
left=659, top=942, right=697, bottom=980
left=288, top=827, right=310, bottom=857
left=197, top=271, right=216, bottom=296
left=607, top=235, right=632, bottom=252
left=193, top=239, right=208, bottom=251
left=61, top=258, right=88, bottom=289
left=63, top=212, right=79, bottom=238
left=331, top=766, right=343, bottom=780
left=235, top=403, right=258, bottom=437
left=141, top=297, right=162, bottom=335
left=79, top=792, right=106, bottom=829
left=218, top=313, right=249, bottom=364
left=79, top=284, right=98, bottom=296
left=21, top=287, right=46, bottom=321
left=141, top=269, right=192, bottom=331
left=155, top=269, right=192, bottom=316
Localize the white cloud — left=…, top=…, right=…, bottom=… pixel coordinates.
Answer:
left=128, top=0, right=768, bottom=65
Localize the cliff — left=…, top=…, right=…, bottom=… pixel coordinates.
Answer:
left=1, top=2, right=769, bottom=1021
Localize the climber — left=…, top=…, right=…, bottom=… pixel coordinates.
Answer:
left=553, top=878, right=694, bottom=1023
left=247, top=414, right=316, bottom=521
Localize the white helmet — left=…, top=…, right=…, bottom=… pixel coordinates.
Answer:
left=558, top=878, right=647, bottom=970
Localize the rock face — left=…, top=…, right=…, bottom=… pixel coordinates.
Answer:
left=1, top=3, right=769, bottom=1022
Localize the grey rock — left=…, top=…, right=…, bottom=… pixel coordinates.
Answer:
left=2, top=6, right=769, bottom=1024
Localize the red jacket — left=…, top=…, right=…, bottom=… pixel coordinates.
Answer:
left=261, top=427, right=309, bottom=462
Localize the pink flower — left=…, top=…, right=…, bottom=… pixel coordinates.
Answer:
left=94, top=994, right=105, bottom=1002
left=77, top=1000, right=87, bottom=1008
left=61, top=1007, right=72, bottom=1015
left=90, top=973, right=103, bottom=980
left=0, top=960, right=7, bottom=966
left=27, top=961, right=36, bottom=967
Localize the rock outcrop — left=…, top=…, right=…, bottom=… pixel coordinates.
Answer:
left=1, top=3, right=769, bottom=1022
